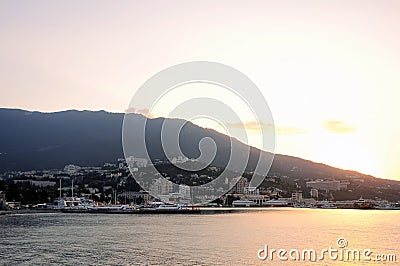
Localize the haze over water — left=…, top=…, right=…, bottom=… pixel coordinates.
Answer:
left=1, top=209, right=399, bottom=265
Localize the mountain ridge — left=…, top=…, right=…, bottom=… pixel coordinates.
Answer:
left=0, top=108, right=387, bottom=183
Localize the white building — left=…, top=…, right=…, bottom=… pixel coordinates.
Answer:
left=64, top=164, right=81, bottom=174
left=291, top=192, right=303, bottom=203
left=171, top=156, right=189, bottom=164
left=179, top=184, right=191, bottom=199
left=244, top=186, right=259, bottom=195
left=151, top=178, right=174, bottom=195
left=126, top=156, right=148, bottom=168
left=0, top=191, right=6, bottom=209
left=310, top=188, right=319, bottom=198
left=306, top=180, right=341, bottom=191
left=230, top=177, right=248, bottom=194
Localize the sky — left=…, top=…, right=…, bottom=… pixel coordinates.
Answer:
left=1, top=1, right=400, bottom=180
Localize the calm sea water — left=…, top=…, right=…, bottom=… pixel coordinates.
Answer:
left=1, top=208, right=399, bottom=265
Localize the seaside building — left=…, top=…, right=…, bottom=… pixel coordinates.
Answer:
left=151, top=178, right=174, bottom=196
left=306, top=180, right=341, bottom=191
left=64, top=164, right=81, bottom=174
left=171, top=156, right=189, bottom=164
left=126, top=156, right=148, bottom=168
left=244, top=186, right=259, bottom=195
left=310, top=188, right=319, bottom=199
left=178, top=184, right=191, bottom=199
left=291, top=192, right=303, bottom=203
left=0, top=191, right=6, bottom=210
left=119, top=191, right=151, bottom=204
left=230, top=177, right=248, bottom=194
left=243, top=186, right=270, bottom=205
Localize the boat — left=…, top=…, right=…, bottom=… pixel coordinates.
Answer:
left=262, top=199, right=289, bottom=207
left=139, top=204, right=200, bottom=214
left=374, top=204, right=400, bottom=210
left=293, top=203, right=311, bottom=208
left=321, top=203, right=337, bottom=209
left=232, top=200, right=257, bottom=207
left=61, top=205, right=139, bottom=213
left=138, top=203, right=200, bottom=214
left=61, top=203, right=200, bottom=214
left=353, top=197, right=374, bottom=209
left=156, top=204, right=187, bottom=210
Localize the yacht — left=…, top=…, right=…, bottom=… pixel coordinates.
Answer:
left=321, top=203, right=337, bottom=209
left=232, top=200, right=256, bottom=207
left=262, top=199, right=289, bottom=207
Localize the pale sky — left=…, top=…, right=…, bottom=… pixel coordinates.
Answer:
left=1, top=1, right=400, bottom=180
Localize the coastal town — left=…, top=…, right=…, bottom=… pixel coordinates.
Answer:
left=1, top=156, right=400, bottom=214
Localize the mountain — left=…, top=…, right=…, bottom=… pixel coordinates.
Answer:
left=2, top=108, right=400, bottom=201
left=0, top=108, right=393, bottom=182
left=0, top=108, right=263, bottom=172
left=0, top=109, right=124, bottom=171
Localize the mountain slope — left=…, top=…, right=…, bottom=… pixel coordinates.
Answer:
left=2, top=108, right=400, bottom=201
left=0, top=108, right=388, bottom=183
left=0, top=109, right=124, bottom=171
left=0, top=108, right=269, bottom=173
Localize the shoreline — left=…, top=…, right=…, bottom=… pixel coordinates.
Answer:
left=1, top=206, right=399, bottom=216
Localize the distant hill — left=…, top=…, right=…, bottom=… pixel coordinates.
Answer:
left=0, top=109, right=124, bottom=171
left=0, top=108, right=261, bottom=172
left=0, top=108, right=396, bottom=184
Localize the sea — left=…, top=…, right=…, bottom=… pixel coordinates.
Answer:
left=1, top=208, right=399, bottom=265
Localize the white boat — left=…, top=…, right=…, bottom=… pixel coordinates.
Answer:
left=375, top=204, right=400, bottom=210
left=321, top=204, right=337, bottom=209
left=262, top=200, right=289, bottom=207
left=156, top=204, right=187, bottom=210
left=232, top=200, right=256, bottom=207
left=293, top=203, right=310, bottom=208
